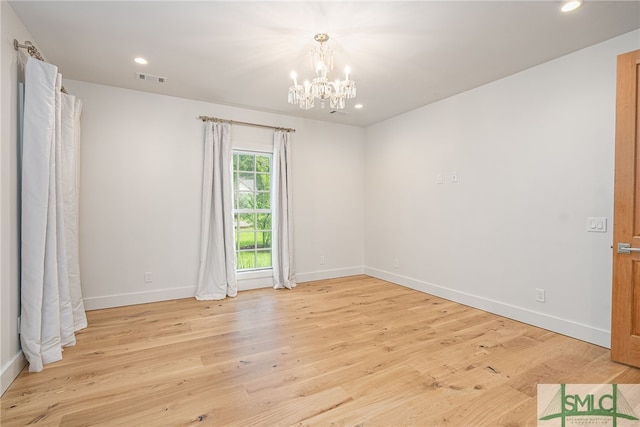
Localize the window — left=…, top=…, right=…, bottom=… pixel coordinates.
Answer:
left=233, top=151, right=272, bottom=271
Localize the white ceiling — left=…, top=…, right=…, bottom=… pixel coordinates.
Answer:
left=9, top=1, right=640, bottom=127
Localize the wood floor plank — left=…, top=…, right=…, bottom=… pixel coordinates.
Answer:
left=2, top=275, right=639, bottom=426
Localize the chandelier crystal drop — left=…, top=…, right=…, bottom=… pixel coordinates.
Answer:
left=288, top=33, right=356, bottom=110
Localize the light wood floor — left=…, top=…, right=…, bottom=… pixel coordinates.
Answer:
left=2, top=275, right=639, bottom=426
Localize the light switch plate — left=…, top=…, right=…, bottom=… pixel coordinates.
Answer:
left=586, top=217, right=607, bottom=233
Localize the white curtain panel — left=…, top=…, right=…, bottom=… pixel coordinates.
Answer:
left=196, top=121, right=238, bottom=300
left=272, top=131, right=297, bottom=289
left=61, top=93, right=87, bottom=330
left=21, top=57, right=87, bottom=373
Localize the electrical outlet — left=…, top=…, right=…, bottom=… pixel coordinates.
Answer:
left=535, top=288, right=545, bottom=303
left=144, top=272, right=153, bottom=283
left=320, top=255, right=325, bottom=265
left=394, top=258, right=400, bottom=268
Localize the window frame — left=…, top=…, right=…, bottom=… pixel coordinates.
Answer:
left=232, top=149, right=273, bottom=272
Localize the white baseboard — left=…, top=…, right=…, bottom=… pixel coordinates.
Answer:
left=80, top=267, right=608, bottom=350
left=364, top=267, right=611, bottom=349
left=1, top=351, right=26, bottom=396
left=296, top=266, right=365, bottom=284
left=82, top=267, right=366, bottom=310
left=83, top=286, right=197, bottom=310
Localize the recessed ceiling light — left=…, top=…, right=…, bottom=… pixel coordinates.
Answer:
left=354, top=104, right=363, bottom=109
left=134, top=57, right=148, bottom=65
left=561, top=0, right=582, bottom=12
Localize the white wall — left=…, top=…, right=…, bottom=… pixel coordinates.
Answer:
left=1, top=1, right=31, bottom=395
left=364, top=30, right=640, bottom=348
left=62, top=80, right=365, bottom=309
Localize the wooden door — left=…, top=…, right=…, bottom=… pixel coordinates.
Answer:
left=611, top=49, right=640, bottom=367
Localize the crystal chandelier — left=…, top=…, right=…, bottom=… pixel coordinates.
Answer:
left=288, top=33, right=356, bottom=110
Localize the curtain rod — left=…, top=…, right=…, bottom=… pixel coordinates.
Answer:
left=198, top=115, right=295, bottom=133
left=14, top=39, right=68, bottom=94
